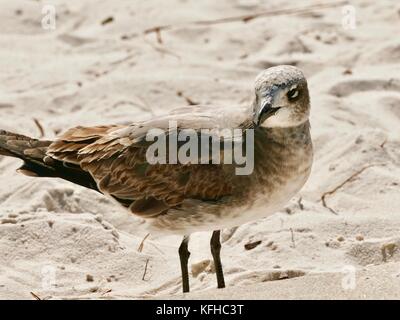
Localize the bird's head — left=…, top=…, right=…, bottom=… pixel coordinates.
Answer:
left=252, top=65, right=310, bottom=128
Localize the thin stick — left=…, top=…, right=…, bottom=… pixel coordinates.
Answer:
left=142, top=258, right=150, bottom=281
left=33, top=118, right=45, bottom=138
left=297, top=197, right=304, bottom=210
left=101, top=289, right=112, bottom=296
left=142, top=37, right=181, bottom=60
left=155, top=27, right=163, bottom=44
left=177, top=91, right=199, bottom=106
left=290, top=228, right=296, bottom=248
left=144, top=1, right=347, bottom=34
left=321, top=163, right=385, bottom=214
left=137, top=233, right=150, bottom=252
left=30, top=292, right=42, bottom=300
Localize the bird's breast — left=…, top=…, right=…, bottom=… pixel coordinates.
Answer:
left=224, top=123, right=313, bottom=224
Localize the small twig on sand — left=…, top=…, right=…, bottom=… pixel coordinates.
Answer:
left=101, top=17, right=114, bottom=25
left=142, top=36, right=181, bottom=60
left=144, top=25, right=171, bottom=35
left=33, top=118, right=45, bottom=138
left=177, top=91, right=199, bottom=106
left=290, top=228, right=296, bottom=248
left=297, top=197, right=304, bottom=210
left=101, top=289, right=112, bottom=296
left=155, top=29, right=163, bottom=44
left=143, top=1, right=347, bottom=35
left=321, top=163, right=385, bottom=214
left=142, top=258, right=150, bottom=281
left=137, top=233, right=150, bottom=253
left=30, top=292, right=42, bottom=300
left=112, top=99, right=151, bottom=114
left=144, top=27, right=163, bottom=44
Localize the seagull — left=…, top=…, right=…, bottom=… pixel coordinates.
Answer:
left=0, top=65, right=313, bottom=293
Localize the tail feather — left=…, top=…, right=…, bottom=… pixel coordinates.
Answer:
left=0, top=130, right=99, bottom=192
left=1, top=130, right=52, bottom=159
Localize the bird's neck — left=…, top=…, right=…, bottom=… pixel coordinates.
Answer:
left=252, top=120, right=312, bottom=178
left=229, top=120, right=312, bottom=202
left=256, top=120, right=311, bottom=146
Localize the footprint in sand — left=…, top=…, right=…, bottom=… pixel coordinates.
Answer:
left=329, top=79, right=400, bottom=98
left=58, top=34, right=95, bottom=47
left=347, top=239, right=400, bottom=266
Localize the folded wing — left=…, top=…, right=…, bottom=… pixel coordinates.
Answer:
left=48, top=106, right=250, bottom=218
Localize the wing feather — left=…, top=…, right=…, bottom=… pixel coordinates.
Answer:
left=47, top=106, right=249, bottom=217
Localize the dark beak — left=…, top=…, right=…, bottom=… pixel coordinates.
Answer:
left=253, top=99, right=281, bottom=126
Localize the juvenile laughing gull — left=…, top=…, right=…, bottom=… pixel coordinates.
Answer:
left=0, top=65, right=313, bottom=293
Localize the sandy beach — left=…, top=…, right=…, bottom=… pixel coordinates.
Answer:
left=0, top=0, right=400, bottom=300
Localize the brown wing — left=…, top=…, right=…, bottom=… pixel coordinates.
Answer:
left=48, top=125, right=124, bottom=164
left=47, top=115, right=241, bottom=218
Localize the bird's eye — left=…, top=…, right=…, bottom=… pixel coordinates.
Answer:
left=287, top=88, right=299, bottom=100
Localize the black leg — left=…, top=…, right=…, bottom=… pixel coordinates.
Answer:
left=178, top=235, right=190, bottom=293
left=210, top=230, right=225, bottom=289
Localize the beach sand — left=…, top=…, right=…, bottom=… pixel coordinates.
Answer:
left=0, top=0, right=399, bottom=299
